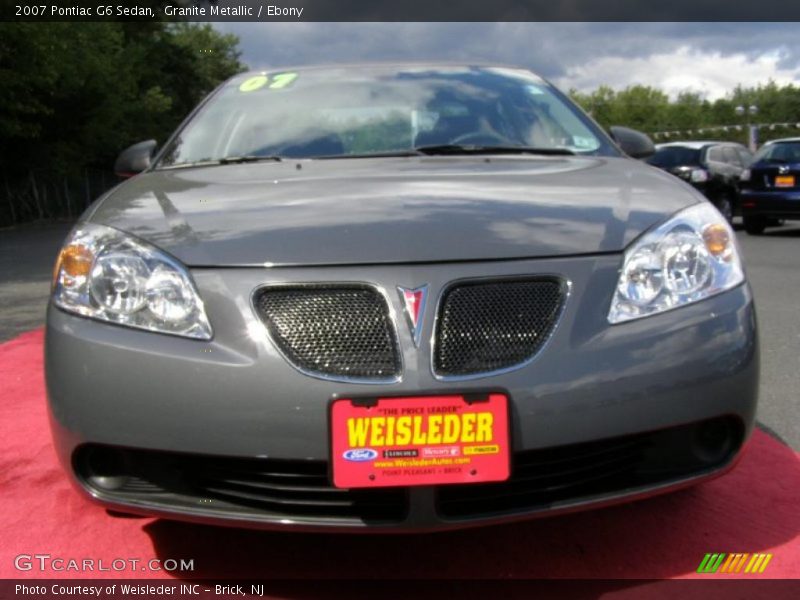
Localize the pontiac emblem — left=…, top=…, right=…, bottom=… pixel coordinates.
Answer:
left=397, top=285, right=428, bottom=347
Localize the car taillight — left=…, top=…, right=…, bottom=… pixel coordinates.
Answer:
left=690, top=169, right=709, bottom=183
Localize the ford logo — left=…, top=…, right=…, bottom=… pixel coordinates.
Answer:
left=343, top=448, right=378, bottom=462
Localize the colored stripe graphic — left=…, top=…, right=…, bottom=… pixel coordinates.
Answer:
left=733, top=553, right=748, bottom=573
left=745, top=554, right=761, bottom=573
left=760, top=554, right=773, bottom=572
left=697, top=553, right=726, bottom=573
left=720, top=553, right=735, bottom=573
left=698, top=553, right=773, bottom=574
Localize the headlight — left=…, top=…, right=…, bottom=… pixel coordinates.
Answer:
left=690, top=169, right=709, bottom=183
left=608, top=203, right=744, bottom=324
left=740, top=168, right=751, bottom=182
left=52, top=223, right=212, bottom=339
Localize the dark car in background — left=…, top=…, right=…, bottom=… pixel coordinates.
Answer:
left=647, top=141, right=752, bottom=223
left=739, top=137, right=800, bottom=234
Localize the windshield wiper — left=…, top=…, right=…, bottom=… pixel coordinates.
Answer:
left=157, top=155, right=284, bottom=170
left=414, top=144, right=575, bottom=156
left=160, top=146, right=573, bottom=169
left=217, top=155, right=283, bottom=164
left=314, top=150, right=425, bottom=159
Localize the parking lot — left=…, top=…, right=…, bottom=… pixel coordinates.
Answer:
left=736, top=225, right=800, bottom=449
left=2, top=219, right=797, bottom=450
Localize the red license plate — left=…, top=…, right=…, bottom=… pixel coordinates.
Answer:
left=330, top=393, right=510, bottom=489
left=775, top=175, right=795, bottom=188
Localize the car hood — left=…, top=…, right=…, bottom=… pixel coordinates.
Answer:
left=89, top=156, right=699, bottom=267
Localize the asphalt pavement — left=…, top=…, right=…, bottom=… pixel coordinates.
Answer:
left=736, top=225, right=800, bottom=450
left=1, top=219, right=798, bottom=449
left=0, top=221, right=72, bottom=343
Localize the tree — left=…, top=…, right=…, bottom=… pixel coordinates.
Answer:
left=570, top=80, right=800, bottom=147
left=0, top=21, right=245, bottom=223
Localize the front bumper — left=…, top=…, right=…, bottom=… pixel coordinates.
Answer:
left=45, top=255, right=759, bottom=531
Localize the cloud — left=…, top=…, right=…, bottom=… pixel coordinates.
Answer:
left=216, top=23, right=524, bottom=71
left=555, top=45, right=800, bottom=100
left=215, top=23, right=800, bottom=98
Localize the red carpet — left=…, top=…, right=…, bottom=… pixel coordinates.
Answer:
left=1, top=328, right=799, bottom=580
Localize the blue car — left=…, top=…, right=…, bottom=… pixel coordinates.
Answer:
left=740, top=137, right=800, bottom=234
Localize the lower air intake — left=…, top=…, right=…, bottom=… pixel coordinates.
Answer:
left=76, top=445, right=409, bottom=524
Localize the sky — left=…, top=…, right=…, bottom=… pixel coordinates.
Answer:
left=213, top=22, right=800, bottom=101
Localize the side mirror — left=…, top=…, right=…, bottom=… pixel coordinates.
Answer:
left=609, top=126, right=655, bottom=160
left=114, top=140, right=157, bottom=178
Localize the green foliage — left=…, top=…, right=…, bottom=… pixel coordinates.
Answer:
left=569, top=81, right=800, bottom=146
left=0, top=20, right=245, bottom=224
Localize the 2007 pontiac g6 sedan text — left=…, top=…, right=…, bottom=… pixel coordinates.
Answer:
left=46, top=64, right=758, bottom=531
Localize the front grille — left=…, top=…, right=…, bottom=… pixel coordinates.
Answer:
left=255, top=285, right=400, bottom=381
left=437, top=417, right=743, bottom=519
left=76, top=446, right=408, bottom=524
left=433, top=278, right=564, bottom=377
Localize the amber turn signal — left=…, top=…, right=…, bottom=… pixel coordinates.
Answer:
left=702, top=224, right=731, bottom=259
left=53, top=244, right=94, bottom=285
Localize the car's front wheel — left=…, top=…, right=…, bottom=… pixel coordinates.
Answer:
left=743, top=215, right=767, bottom=235
left=713, top=193, right=734, bottom=224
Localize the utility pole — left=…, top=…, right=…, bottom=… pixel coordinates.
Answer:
left=735, top=104, right=759, bottom=151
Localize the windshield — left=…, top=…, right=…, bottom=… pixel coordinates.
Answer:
left=647, top=146, right=701, bottom=168
left=157, top=66, right=617, bottom=167
left=753, top=141, right=800, bottom=164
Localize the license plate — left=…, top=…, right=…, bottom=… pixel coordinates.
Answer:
left=330, top=394, right=510, bottom=489
left=775, top=175, right=795, bottom=188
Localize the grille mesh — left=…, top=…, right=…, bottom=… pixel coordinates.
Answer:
left=434, top=279, right=564, bottom=377
left=256, top=286, right=400, bottom=380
